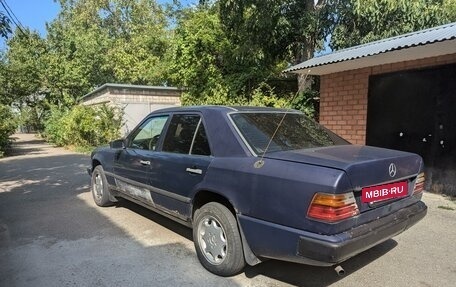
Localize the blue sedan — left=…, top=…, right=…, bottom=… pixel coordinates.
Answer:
left=88, top=106, right=427, bottom=276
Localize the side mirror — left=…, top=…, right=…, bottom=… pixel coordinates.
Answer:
left=110, top=139, right=126, bottom=149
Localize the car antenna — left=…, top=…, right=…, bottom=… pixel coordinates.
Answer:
left=254, top=69, right=312, bottom=169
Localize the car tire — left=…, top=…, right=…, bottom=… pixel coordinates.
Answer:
left=193, top=202, right=245, bottom=276
left=91, top=165, right=113, bottom=207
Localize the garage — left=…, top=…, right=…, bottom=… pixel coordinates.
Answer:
left=81, top=83, right=182, bottom=134
left=285, top=22, right=456, bottom=195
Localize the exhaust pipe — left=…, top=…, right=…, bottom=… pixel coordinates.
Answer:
left=334, top=265, right=345, bottom=276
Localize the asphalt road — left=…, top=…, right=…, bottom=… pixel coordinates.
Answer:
left=1, top=134, right=455, bottom=287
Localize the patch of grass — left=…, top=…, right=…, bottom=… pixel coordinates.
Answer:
left=438, top=205, right=455, bottom=211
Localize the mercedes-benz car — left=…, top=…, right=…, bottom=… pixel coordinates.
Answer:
left=88, top=106, right=427, bottom=276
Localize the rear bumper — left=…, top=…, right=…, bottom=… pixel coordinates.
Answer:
left=238, top=201, right=427, bottom=266
left=297, top=200, right=427, bottom=263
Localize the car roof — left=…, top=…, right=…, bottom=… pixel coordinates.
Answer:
left=152, top=105, right=299, bottom=114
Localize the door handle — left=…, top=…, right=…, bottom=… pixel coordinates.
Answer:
left=139, top=160, right=151, bottom=166
left=186, top=167, right=202, bottom=175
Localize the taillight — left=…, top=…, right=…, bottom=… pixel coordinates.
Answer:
left=413, top=173, right=425, bottom=195
left=307, top=192, right=359, bottom=222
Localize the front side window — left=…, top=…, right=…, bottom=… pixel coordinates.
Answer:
left=162, top=114, right=211, bottom=156
left=230, top=112, right=348, bottom=154
left=129, top=115, right=169, bottom=151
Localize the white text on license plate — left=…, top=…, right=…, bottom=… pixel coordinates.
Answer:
left=362, top=181, right=408, bottom=203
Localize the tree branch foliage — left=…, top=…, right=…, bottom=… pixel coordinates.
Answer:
left=0, top=0, right=455, bottom=137
left=0, top=11, right=12, bottom=38
left=330, top=0, right=456, bottom=50
left=0, top=104, right=17, bottom=156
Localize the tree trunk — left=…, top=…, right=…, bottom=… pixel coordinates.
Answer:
left=296, top=0, right=322, bottom=92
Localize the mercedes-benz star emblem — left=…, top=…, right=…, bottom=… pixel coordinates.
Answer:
left=389, top=163, right=397, bottom=177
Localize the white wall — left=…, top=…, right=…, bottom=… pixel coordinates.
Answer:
left=121, top=103, right=175, bottom=136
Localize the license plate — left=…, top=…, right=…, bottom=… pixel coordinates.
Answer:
left=362, top=181, right=408, bottom=203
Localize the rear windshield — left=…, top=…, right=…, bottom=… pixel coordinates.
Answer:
left=230, top=112, right=349, bottom=154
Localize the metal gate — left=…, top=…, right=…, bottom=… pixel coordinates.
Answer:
left=366, top=63, right=456, bottom=195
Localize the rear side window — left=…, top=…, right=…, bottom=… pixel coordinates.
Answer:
left=162, top=114, right=211, bottom=156
left=192, top=123, right=211, bottom=156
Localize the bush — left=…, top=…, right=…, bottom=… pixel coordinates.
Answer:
left=291, top=89, right=318, bottom=119
left=180, top=81, right=317, bottom=120
left=249, top=82, right=289, bottom=108
left=44, top=107, right=68, bottom=146
left=0, top=104, right=18, bottom=156
left=250, top=83, right=318, bottom=119
left=44, top=104, right=123, bottom=149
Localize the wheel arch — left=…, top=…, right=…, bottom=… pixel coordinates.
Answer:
left=191, top=190, right=236, bottom=218
left=191, top=189, right=262, bottom=266
left=91, top=158, right=102, bottom=171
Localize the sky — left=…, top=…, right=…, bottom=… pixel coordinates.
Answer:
left=0, top=0, right=196, bottom=49
left=2, top=0, right=60, bottom=36
left=4, top=0, right=319, bottom=36
left=2, top=0, right=195, bottom=35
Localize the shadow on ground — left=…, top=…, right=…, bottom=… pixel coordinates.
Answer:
left=243, top=239, right=397, bottom=286
left=1, top=142, right=398, bottom=286
left=0, top=152, right=242, bottom=286
left=119, top=196, right=398, bottom=286
left=4, top=136, right=50, bottom=157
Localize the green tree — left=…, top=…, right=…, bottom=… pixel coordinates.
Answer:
left=0, top=104, right=17, bottom=156
left=330, top=0, right=456, bottom=50
left=1, top=29, right=46, bottom=106
left=168, top=7, right=235, bottom=104
left=45, top=0, right=113, bottom=106
left=1, top=0, right=170, bottom=136
left=0, top=11, right=11, bottom=38
left=45, top=0, right=170, bottom=105
left=0, top=52, right=8, bottom=105
left=102, top=0, right=169, bottom=84
left=0, top=29, right=48, bottom=131
left=215, top=0, right=327, bottom=106
left=218, top=0, right=334, bottom=65
left=169, top=2, right=300, bottom=106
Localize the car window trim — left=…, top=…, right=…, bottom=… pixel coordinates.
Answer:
left=188, top=118, right=202, bottom=155
left=161, top=112, right=213, bottom=157
left=126, top=113, right=170, bottom=150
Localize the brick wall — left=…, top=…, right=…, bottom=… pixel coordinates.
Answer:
left=319, top=53, right=456, bottom=144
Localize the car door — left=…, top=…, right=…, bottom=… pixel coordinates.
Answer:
left=151, top=113, right=212, bottom=202
left=113, top=114, right=169, bottom=204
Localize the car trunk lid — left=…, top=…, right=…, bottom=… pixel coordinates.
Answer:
left=264, top=145, right=423, bottom=212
